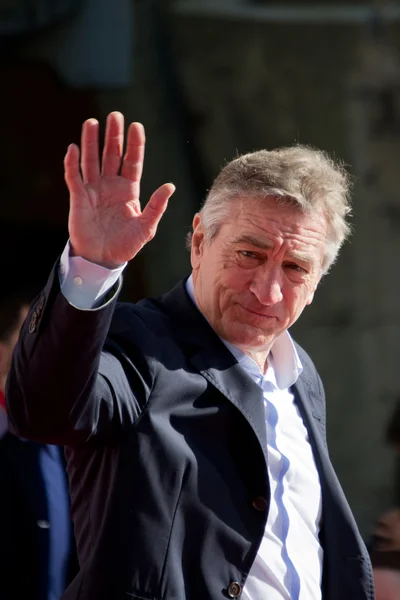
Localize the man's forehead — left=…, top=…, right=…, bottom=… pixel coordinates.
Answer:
left=228, top=197, right=326, bottom=236
left=231, top=232, right=315, bottom=259
left=234, top=194, right=326, bottom=227
left=231, top=234, right=272, bottom=249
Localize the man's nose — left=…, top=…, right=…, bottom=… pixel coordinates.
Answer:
left=249, top=267, right=283, bottom=306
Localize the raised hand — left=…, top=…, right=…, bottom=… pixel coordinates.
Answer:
left=64, top=111, right=175, bottom=268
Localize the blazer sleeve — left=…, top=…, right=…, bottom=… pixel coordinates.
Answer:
left=6, top=263, right=155, bottom=446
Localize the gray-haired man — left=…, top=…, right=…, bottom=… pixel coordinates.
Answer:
left=7, top=112, right=374, bottom=600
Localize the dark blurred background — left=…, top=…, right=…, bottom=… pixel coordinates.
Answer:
left=1, top=0, right=400, bottom=538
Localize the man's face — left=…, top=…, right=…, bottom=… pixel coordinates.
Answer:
left=191, top=197, right=327, bottom=353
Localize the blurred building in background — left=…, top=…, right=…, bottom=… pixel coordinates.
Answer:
left=1, top=0, right=400, bottom=537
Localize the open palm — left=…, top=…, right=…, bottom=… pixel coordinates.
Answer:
left=65, top=112, right=175, bottom=268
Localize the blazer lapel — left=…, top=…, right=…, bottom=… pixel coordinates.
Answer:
left=292, top=374, right=327, bottom=469
left=292, top=373, right=348, bottom=523
left=293, top=373, right=374, bottom=599
left=294, top=372, right=368, bottom=528
left=293, top=373, right=353, bottom=512
left=154, top=279, right=268, bottom=459
left=190, top=347, right=268, bottom=459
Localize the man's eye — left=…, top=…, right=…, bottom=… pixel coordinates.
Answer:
left=286, top=263, right=307, bottom=273
left=239, top=251, right=258, bottom=259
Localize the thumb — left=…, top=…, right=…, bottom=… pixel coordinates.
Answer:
left=141, top=183, right=176, bottom=240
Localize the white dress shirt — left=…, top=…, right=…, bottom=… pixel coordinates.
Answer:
left=59, top=242, right=323, bottom=599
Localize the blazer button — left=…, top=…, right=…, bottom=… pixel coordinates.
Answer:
left=227, top=581, right=242, bottom=598
left=28, top=312, right=38, bottom=333
left=37, top=519, right=50, bottom=529
left=37, top=296, right=45, bottom=311
left=252, top=496, right=267, bottom=511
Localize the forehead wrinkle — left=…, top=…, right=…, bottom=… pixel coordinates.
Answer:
left=268, top=220, right=327, bottom=245
left=230, top=206, right=326, bottom=266
left=230, top=232, right=315, bottom=266
left=230, top=220, right=324, bottom=253
left=281, top=235, right=324, bottom=267
left=236, top=210, right=325, bottom=241
left=282, top=229, right=326, bottom=248
left=231, top=234, right=273, bottom=250
left=231, top=215, right=281, bottom=245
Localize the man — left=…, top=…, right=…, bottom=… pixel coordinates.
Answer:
left=0, top=295, right=78, bottom=600
left=6, top=112, right=374, bottom=599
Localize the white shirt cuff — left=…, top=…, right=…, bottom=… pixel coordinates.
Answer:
left=59, top=241, right=126, bottom=309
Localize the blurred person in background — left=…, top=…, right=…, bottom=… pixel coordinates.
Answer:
left=370, top=399, right=400, bottom=599
left=6, top=112, right=374, bottom=600
left=0, top=294, right=78, bottom=600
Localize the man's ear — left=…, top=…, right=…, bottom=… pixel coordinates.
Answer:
left=306, top=291, right=315, bottom=306
left=190, top=213, right=204, bottom=271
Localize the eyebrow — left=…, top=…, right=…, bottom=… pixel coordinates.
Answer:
left=232, top=235, right=273, bottom=250
left=232, top=234, right=314, bottom=266
left=286, top=252, right=313, bottom=266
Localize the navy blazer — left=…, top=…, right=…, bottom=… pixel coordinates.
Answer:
left=6, top=267, right=375, bottom=600
left=0, top=433, right=78, bottom=600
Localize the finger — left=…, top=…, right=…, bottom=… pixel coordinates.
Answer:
left=141, top=183, right=176, bottom=239
left=101, top=111, right=124, bottom=177
left=64, top=144, right=86, bottom=199
left=81, top=118, right=100, bottom=184
left=121, top=122, right=145, bottom=182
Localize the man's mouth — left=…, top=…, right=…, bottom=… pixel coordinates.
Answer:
left=238, top=304, right=278, bottom=320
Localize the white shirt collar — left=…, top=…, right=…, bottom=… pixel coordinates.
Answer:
left=185, top=275, right=302, bottom=390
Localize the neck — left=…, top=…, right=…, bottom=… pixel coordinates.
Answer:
left=237, top=347, right=271, bottom=374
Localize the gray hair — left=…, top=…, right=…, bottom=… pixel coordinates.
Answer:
left=189, top=145, right=352, bottom=273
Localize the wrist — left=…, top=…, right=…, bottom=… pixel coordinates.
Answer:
left=69, top=244, right=124, bottom=270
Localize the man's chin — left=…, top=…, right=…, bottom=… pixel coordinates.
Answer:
left=222, top=322, right=280, bottom=349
